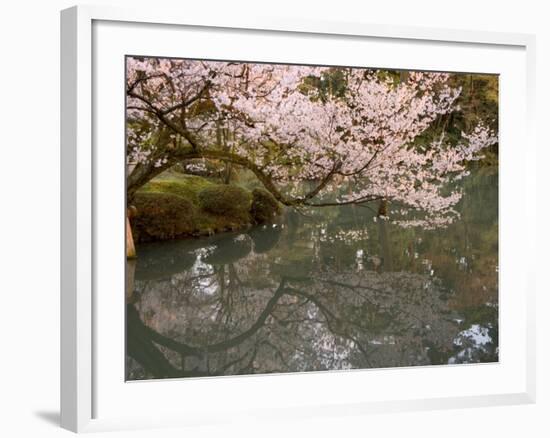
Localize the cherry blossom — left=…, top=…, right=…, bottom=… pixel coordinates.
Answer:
left=126, top=56, right=497, bottom=228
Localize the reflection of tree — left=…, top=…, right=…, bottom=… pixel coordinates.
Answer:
left=127, top=254, right=471, bottom=379
left=126, top=169, right=499, bottom=380
left=127, top=279, right=288, bottom=378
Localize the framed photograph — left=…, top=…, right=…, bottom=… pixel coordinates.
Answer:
left=61, top=5, right=536, bottom=433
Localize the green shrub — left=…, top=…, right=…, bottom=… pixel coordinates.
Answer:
left=131, top=175, right=259, bottom=243
left=198, top=185, right=252, bottom=220
left=250, top=188, right=282, bottom=224
left=132, top=192, right=198, bottom=242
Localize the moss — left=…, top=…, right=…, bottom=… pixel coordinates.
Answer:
left=198, top=185, right=252, bottom=221
left=141, top=174, right=216, bottom=204
left=250, top=188, right=282, bottom=224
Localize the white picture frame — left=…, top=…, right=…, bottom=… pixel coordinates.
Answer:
left=60, top=4, right=537, bottom=433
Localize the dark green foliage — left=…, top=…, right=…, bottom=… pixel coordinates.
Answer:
left=131, top=173, right=281, bottom=244
left=301, top=68, right=347, bottom=101
left=198, top=185, right=252, bottom=220
left=132, top=192, right=198, bottom=242
left=451, top=74, right=498, bottom=134
left=250, top=188, right=282, bottom=224
left=412, top=73, right=499, bottom=166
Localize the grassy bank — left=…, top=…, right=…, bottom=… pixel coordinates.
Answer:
left=130, top=172, right=281, bottom=243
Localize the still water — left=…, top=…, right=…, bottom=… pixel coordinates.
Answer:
left=126, top=169, right=498, bottom=380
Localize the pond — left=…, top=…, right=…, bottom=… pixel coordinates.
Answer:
left=126, top=168, right=498, bottom=380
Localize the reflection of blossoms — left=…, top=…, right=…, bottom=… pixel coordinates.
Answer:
left=319, top=228, right=369, bottom=243
left=393, top=214, right=458, bottom=230
left=448, top=323, right=495, bottom=364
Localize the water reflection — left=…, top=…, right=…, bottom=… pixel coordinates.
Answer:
left=126, top=169, right=498, bottom=380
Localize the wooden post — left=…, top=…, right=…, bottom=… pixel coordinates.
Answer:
left=126, top=216, right=136, bottom=259
left=126, top=162, right=138, bottom=260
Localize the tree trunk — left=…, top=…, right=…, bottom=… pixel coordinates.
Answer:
left=377, top=199, right=388, bottom=216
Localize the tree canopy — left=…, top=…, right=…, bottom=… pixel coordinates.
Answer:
left=126, top=57, right=497, bottom=228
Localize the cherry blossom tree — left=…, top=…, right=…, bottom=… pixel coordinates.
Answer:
left=126, top=56, right=497, bottom=228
